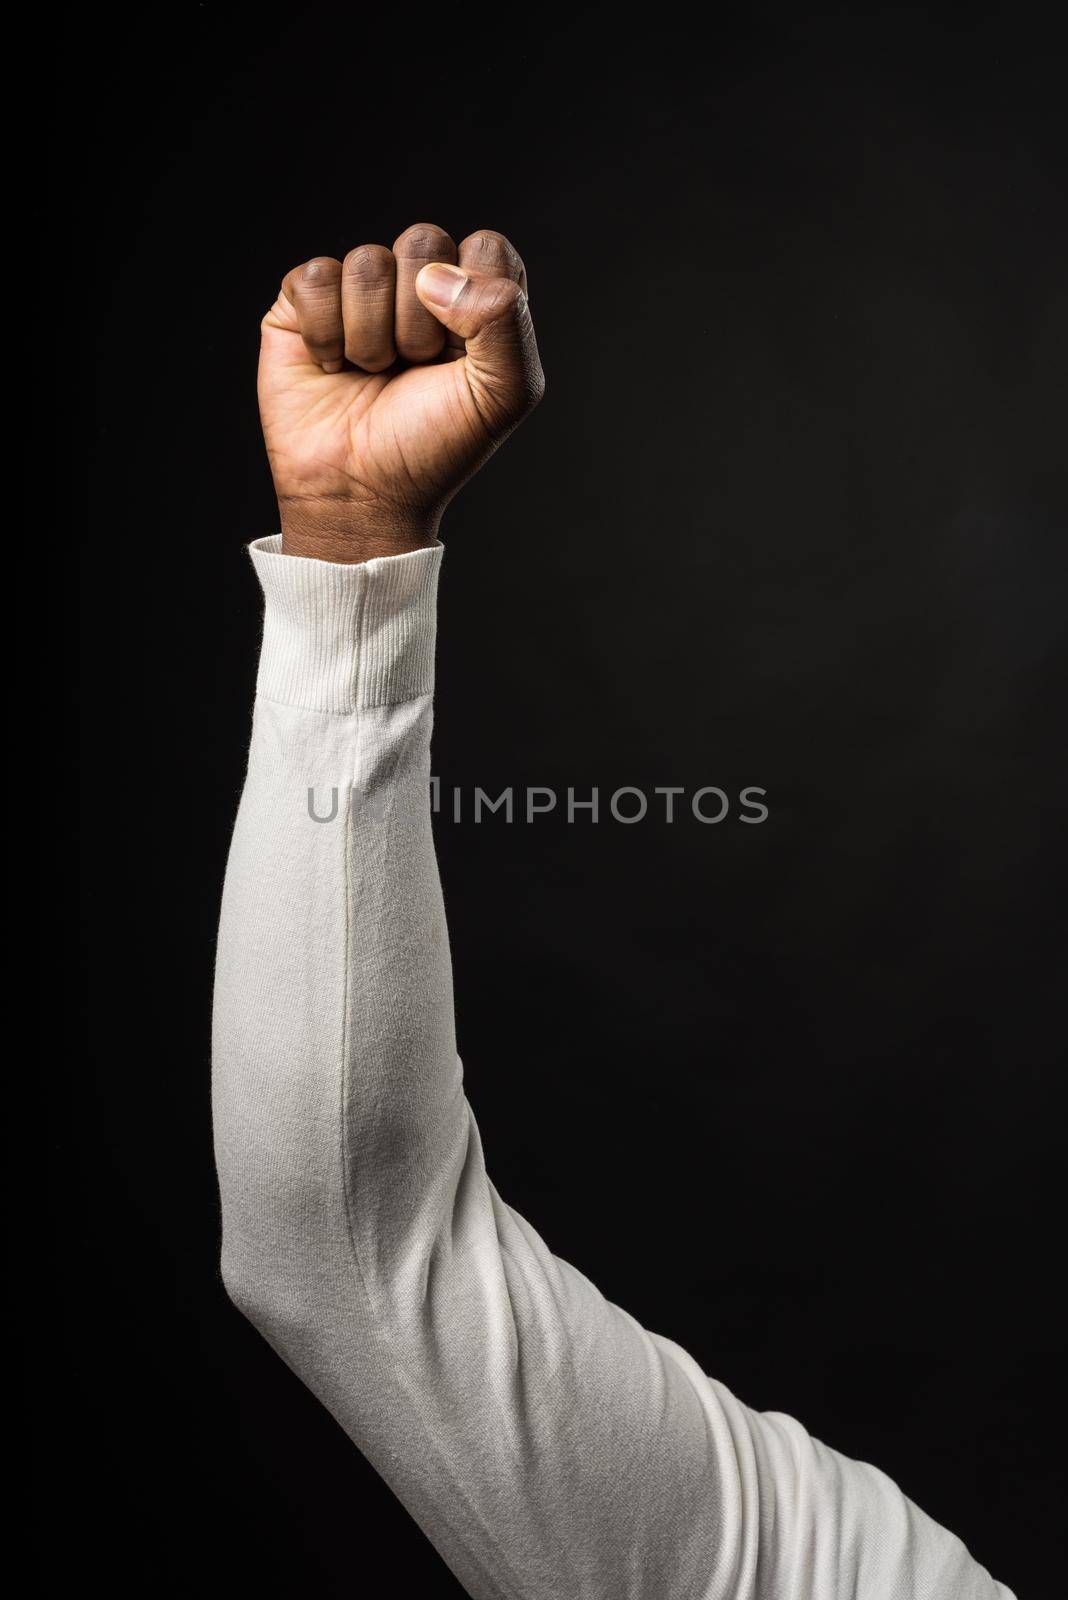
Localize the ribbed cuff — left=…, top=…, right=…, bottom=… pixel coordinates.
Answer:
left=248, top=534, right=443, bottom=713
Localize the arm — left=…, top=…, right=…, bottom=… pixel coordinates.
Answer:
left=213, top=224, right=1014, bottom=1599
left=213, top=533, right=734, bottom=1594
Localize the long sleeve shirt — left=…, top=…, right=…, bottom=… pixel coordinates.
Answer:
left=212, top=534, right=1015, bottom=1600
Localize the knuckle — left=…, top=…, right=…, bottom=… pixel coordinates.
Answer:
left=301, top=256, right=342, bottom=290
left=528, top=363, right=547, bottom=408
left=393, top=223, right=452, bottom=259
left=343, top=244, right=393, bottom=281
left=462, top=229, right=520, bottom=272
left=345, top=339, right=394, bottom=372
left=509, top=366, right=545, bottom=425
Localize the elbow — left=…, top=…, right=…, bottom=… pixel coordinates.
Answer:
left=218, top=1241, right=386, bottom=1422
left=218, top=1229, right=372, bottom=1373
left=219, top=1249, right=264, bottom=1327
left=219, top=1243, right=313, bottom=1354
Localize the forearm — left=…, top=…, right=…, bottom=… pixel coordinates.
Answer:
left=212, top=534, right=455, bottom=1319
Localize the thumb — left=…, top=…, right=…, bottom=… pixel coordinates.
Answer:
left=416, top=264, right=545, bottom=435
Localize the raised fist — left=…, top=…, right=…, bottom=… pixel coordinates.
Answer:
left=259, top=224, right=544, bottom=561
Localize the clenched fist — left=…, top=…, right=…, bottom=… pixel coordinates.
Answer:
left=259, top=224, right=544, bottom=562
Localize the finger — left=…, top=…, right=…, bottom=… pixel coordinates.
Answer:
left=415, top=264, right=545, bottom=437
left=392, top=223, right=457, bottom=363
left=341, top=244, right=396, bottom=372
left=441, top=230, right=529, bottom=358
left=457, top=229, right=528, bottom=294
left=281, top=257, right=344, bottom=371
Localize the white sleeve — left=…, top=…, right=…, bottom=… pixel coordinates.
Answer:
left=212, top=534, right=1014, bottom=1600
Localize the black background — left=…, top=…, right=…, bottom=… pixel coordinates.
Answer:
left=62, top=4, right=1065, bottom=1594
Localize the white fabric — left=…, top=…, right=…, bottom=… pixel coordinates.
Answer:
left=212, top=533, right=1014, bottom=1600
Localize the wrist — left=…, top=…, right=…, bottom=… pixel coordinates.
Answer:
left=249, top=535, right=443, bottom=713
left=278, top=496, right=440, bottom=564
